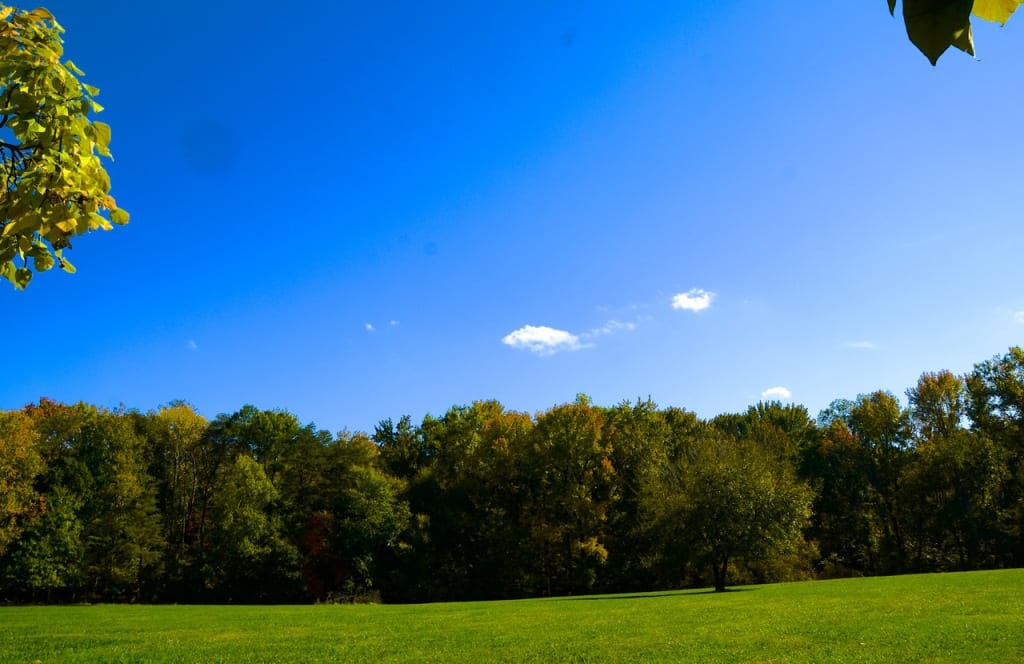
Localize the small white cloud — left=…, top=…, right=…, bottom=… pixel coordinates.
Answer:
left=761, top=386, right=792, bottom=400
left=672, top=288, right=715, bottom=312
left=845, top=341, right=878, bottom=350
left=365, top=323, right=375, bottom=332
left=389, top=320, right=399, bottom=326
left=186, top=339, right=197, bottom=351
left=584, top=319, right=637, bottom=338
left=1015, top=311, right=1024, bottom=325
left=502, top=325, right=584, bottom=355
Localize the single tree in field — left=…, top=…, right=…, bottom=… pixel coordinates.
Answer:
left=648, top=425, right=812, bottom=593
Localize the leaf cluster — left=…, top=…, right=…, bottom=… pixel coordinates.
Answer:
left=0, top=5, right=127, bottom=289
left=889, top=0, right=1022, bottom=64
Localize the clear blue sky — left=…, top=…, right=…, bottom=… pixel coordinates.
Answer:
left=4, top=1, right=1023, bottom=433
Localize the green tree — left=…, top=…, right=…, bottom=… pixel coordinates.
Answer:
left=600, top=399, right=681, bottom=592
left=1, top=401, right=163, bottom=601
left=391, top=401, right=532, bottom=601
left=203, top=455, right=300, bottom=602
left=0, top=400, right=88, bottom=600
left=72, top=407, right=164, bottom=599
left=0, top=409, right=44, bottom=555
left=908, top=371, right=968, bottom=441
left=906, top=429, right=1006, bottom=569
left=965, top=348, right=1024, bottom=564
left=966, top=347, right=1024, bottom=454
left=847, top=391, right=915, bottom=573
left=904, top=371, right=1006, bottom=569
left=0, top=485, right=83, bottom=600
left=801, top=417, right=877, bottom=575
left=374, top=415, right=428, bottom=479
left=713, top=401, right=818, bottom=464
left=318, top=432, right=409, bottom=599
left=137, top=403, right=209, bottom=598
left=649, top=426, right=811, bottom=592
left=526, top=396, right=616, bottom=595
left=0, top=5, right=128, bottom=289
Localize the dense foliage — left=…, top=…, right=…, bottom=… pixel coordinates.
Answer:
left=0, top=4, right=128, bottom=289
left=2, top=347, right=1024, bottom=603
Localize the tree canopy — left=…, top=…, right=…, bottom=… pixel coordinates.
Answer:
left=892, top=0, right=1022, bottom=64
left=0, top=4, right=127, bottom=290
left=3, top=346, right=1024, bottom=602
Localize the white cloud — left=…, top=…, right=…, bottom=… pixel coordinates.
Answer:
left=845, top=341, right=878, bottom=350
left=365, top=323, right=375, bottom=332
left=389, top=320, right=399, bottom=326
left=186, top=339, right=197, bottom=351
left=502, top=325, right=584, bottom=355
left=672, top=288, right=715, bottom=312
left=761, top=386, right=792, bottom=400
left=584, top=319, right=637, bottom=338
left=1014, top=311, right=1024, bottom=325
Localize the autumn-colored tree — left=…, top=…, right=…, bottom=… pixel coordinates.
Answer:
left=0, top=5, right=128, bottom=288
left=526, top=396, right=616, bottom=595
left=0, top=410, right=44, bottom=555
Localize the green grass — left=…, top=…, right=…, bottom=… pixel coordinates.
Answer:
left=2, top=570, right=1023, bottom=662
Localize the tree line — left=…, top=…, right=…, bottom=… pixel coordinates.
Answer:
left=1, top=347, right=1023, bottom=603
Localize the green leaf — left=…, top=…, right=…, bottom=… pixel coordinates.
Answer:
left=951, top=21, right=974, bottom=55
left=110, top=208, right=129, bottom=225
left=93, top=121, right=111, bottom=140
left=889, top=0, right=898, bottom=16
left=26, top=8, right=54, bottom=22
left=14, top=267, right=32, bottom=289
left=89, top=212, right=112, bottom=231
left=973, top=0, right=1024, bottom=24
left=903, top=0, right=974, bottom=65
left=0, top=260, right=16, bottom=287
left=64, top=59, right=85, bottom=76
left=32, top=250, right=55, bottom=272
left=59, top=256, right=76, bottom=274
left=83, top=83, right=100, bottom=96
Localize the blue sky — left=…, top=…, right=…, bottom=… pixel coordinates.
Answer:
left=3, top=1, right=1023, bottom=433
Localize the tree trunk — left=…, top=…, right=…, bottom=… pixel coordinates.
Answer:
left=713, top=557, right=728, bottom=592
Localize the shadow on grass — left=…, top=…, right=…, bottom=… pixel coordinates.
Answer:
left=558, top=587, right=759, bottom=601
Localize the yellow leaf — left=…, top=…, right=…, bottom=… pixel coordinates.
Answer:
left=64, top=59, right=85, bottom=76
left=26, top=8, right=53, bottom=21
left=973, top=0, right=1023, bottom=24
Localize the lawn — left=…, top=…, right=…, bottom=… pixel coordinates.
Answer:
left=2, top=570, right=1023, bottom=662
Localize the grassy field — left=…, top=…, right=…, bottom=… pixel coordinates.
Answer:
left=2, top=570, right=1023, bottom=662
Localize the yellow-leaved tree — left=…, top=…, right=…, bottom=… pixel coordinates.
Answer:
left=0, top=4, right=127, bottom=289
